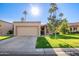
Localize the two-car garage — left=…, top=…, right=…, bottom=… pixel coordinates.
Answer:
left=16, top=26, right=39, bottom=36
left=13, top=21, right=41, bottom=36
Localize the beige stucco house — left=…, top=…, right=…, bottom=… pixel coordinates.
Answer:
left=13, top=21, right=41, bottom=36
left=0, top=20, right=13, bottom=35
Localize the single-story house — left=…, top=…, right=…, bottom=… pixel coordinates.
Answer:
left=0, top=20, right=13, bottom=35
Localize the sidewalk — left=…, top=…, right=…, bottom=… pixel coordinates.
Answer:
left=0, top=48, right=79, bottom=56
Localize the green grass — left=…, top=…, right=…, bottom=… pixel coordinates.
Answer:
left=0, top=36, right=12, bottom=40
left=36, top=34, right=79, bottom=48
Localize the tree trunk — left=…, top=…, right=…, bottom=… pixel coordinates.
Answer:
left=25, top=14, right=26, bottom=20
left=55, top=32, right=56, bottom=39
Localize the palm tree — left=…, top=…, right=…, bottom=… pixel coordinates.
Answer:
left=23, top=10, right=27, bottom=21
left=21, top=17, right=24, bottom=22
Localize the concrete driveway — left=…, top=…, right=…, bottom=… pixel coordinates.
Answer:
left=0, top=36, right=42, bottom=55
left=0, top=36, right=37, bottom=49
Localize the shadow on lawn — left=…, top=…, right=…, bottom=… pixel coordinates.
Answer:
left=49, top=34, right=79, bottom=39
left=36, top=37, right=57, bottom=56
left=59, top=44, right=73, bottom=48
left=36, top=37, right=52, bottom=48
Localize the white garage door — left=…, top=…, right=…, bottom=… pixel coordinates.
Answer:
left=16, top=26, right=39, bottom=36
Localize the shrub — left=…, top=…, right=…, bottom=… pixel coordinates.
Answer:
left=7, top=30, right=13, bottom=35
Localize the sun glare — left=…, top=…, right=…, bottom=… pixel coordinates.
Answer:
left=31, top=7, right=40, bottom=16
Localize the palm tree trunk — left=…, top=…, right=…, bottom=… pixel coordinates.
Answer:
left=25, top=14, right=26, bottom=20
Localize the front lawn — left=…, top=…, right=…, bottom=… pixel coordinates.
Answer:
left=0, top=36, right=11, bottom=40
left=36, top=34, right=79, bottom=48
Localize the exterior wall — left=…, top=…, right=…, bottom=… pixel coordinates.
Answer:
left=0, top=21, right=13, bottom=35
left=2, top=22, right=13, bottom=35
left=77, top=27, right=79, bottom=31
left=0, top=22, right=3, bottom=35
left=39, top=24, right=41, bottom=36
left=41, top=25, right=51, bottom=35
left=44, top=26, right=46, bottom=35
left=70, top=26, right=79, bottom=32
left=13, top=21, right=41, bottom=36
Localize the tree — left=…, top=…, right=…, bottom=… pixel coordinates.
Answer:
left=59, top=13, right=64, bottom=18
left=23, top=10, right=27, bottom=20
left=48, top=3, right=59, bottom=39
left=59, top=18, right=70, bottom=34
left=21, top=17, right=25, bottom=22
left=48, top=3, right=69, bottom=38
left=58, top=13, right=69, bottom=34
left=59, top=13, right=64, bottom=20
left=56, top=13, right=64, bottom=33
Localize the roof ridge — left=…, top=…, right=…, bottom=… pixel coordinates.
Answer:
left=0, top=20, right=12, bottom=24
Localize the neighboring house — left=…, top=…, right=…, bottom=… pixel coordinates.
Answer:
left=0, top=20, right=13, bottom=35
left=41, top=22, right=79, bottom=35
left=69, top=22, right=79, bottom=32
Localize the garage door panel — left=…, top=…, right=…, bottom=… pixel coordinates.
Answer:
left=16, top=27, right=39, bottom=36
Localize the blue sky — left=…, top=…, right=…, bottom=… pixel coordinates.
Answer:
left=0, top=3, right=79, bottom=24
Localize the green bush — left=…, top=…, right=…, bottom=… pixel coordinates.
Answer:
left=7, top=30, right=13, bottom=35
